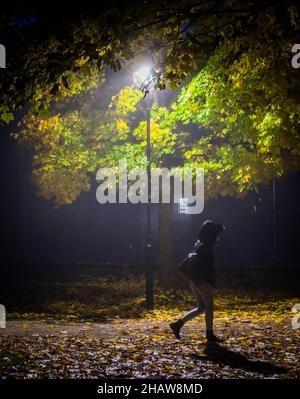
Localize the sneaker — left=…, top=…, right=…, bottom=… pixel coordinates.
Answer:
left=169, top=319, right=183, bottom=339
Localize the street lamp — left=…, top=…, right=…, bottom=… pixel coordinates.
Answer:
left=133, top=65, right=158, bottom=310
left=133, top=66, right=157, bottom=97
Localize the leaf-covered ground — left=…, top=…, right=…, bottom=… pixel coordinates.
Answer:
left=0, top=273, right=299, bottom=379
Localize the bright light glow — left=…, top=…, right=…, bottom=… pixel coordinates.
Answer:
left=133, top=66, right=152, bottom=86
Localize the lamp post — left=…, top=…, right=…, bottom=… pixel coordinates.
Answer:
left=133, top=66, right=157, bottom=310
left=272, top=179, right=277, bottom=266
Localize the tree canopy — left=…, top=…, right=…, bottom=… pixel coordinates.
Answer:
left=2, top=0, right=298, bottom=121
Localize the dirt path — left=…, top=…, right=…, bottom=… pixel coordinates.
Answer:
left=1, top=318, right=299, bottom=379
left=0, top=317, right=295, bottom=339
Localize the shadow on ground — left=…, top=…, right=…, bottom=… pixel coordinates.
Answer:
left=192, top=342, right=288, bottom=376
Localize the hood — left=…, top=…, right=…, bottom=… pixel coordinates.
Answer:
left=198, top=220, right=225, bottom=244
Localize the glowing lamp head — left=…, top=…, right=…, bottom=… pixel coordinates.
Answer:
left=133, top=66, right=153, bottom=87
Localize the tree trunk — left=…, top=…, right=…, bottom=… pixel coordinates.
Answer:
left=158, top=202, right=185, bottom=290
left=158, top=202, right=173, bottom=289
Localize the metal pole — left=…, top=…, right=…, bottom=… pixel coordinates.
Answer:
left=80, top=195, right=85, bottom=263
left=23, top=171, right=27, bottom=257
left=146, top=106, right=153, bottom=310
left=272, top=179, right=277, bottom=266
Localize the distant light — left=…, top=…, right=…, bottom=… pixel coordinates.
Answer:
left=179, top=198, right=188, bottom=214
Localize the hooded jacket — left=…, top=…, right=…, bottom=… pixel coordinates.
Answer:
left=191, top=220, right=225, bottom=286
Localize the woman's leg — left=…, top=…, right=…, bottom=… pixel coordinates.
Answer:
left=169, top=281, right=205, bottom=339
left=194, top=281, right=214, bottom=333
left=180, top=281, right=205, bottom=324
left=193, top=281, right=222, bottom=341
left=171, top=280, right=222, bottom=341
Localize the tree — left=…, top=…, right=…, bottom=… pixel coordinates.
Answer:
left=13, top=83, right=181, bottom=287
left=169, top=10, right=300, bottom=196
left=5, top=0, right=300, bottom=288
left=2, top=0, right=296, bottom=124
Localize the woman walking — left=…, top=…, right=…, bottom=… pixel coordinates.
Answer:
left=170, top=220, right=225, bottom=342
